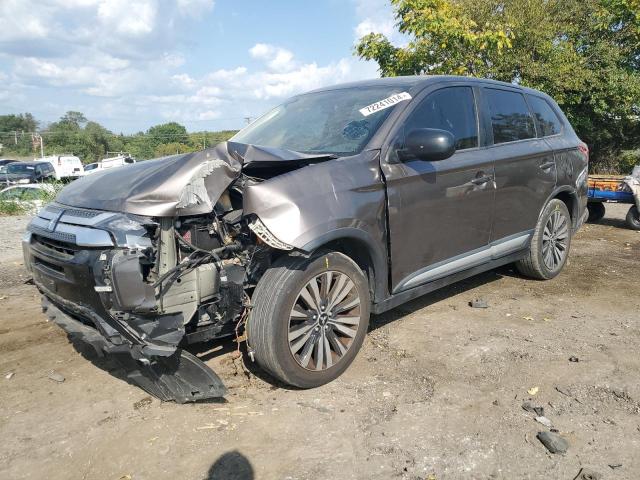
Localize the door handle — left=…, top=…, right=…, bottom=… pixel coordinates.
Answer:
left=471, top=175, right=492, bottom=185
left=539, top=161, right=555, bottom=170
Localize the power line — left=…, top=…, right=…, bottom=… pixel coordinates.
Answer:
left=0, top=131, right=239, bottom=138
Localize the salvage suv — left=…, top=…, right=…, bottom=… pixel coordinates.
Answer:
left=22, top=76, right=588, bottom=402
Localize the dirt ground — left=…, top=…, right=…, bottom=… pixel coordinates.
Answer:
left=1, top=204, right=639, bottom=480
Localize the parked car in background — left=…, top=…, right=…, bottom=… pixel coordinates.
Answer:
left=0, top=159, right=19, bottom=168
left=40, top=155, right=84, bottom=180
left=2, top=161, right=56, bottom=186
left=83, top=153, right=136, bottom=175
left=23, top=76, right=588, bottom=403
left=0, top=183, right=56, bottom=214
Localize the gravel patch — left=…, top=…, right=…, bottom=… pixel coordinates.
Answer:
left=0, top=215, right=31, bottom=263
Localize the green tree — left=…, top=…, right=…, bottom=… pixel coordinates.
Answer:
left=59, top=111, right=88, bottom=129
left=154, top=142, right=196, bottom=157
left=146, top=122, right=189, bottom=147
left=0, top=113, right=38, bottom=157
left=355, top=0, right=640, bottom=170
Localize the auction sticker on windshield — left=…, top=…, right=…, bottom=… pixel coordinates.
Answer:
left=359, top=92, right=412, bottom=117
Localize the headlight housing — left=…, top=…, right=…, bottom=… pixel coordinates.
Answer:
left=248, top=216, right=294, bottom=251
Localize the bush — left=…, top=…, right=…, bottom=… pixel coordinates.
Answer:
left=618, top=150, right=640, bottom=175
left=0, top=181, right=65, bottom=217
left=0, top=200, right=29, bottom=215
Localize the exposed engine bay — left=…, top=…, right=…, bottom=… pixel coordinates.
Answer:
left=23, top=142, right=344, bottom=402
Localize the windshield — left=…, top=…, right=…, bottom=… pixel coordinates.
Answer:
left=232, top=86, right=413, bottom=156
left=84, top=163, right=98, bottom=171
left=7, top=164, right=35, bottom=174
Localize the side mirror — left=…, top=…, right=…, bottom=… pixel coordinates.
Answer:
left=404, top=128, right=456, bottom=161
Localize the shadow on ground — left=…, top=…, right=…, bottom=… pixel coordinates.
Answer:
left=206, top=451, right=254, bottom=480
left=59, top=264, right=515, bottom=399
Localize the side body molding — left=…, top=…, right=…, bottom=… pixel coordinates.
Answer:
left=242, top=150, right=390, bottom=301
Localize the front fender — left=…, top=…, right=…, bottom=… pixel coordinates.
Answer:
left=243, top=150, right=389, bottom=300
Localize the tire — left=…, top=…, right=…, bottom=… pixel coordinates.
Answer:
left=587, top=202, right=606, bottom=222
left=248, top=250, right=371, bottom=388
left=626, top=205, right=640, bottom=230
left=516, top=199, right=572, bottom=280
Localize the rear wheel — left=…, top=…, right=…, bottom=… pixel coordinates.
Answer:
left=626, top=206, right=640, bottom=230
left=516, top=199, right=572, bottom=280
left=587, top=202, right=606, bottom=222
left=248, top=251, right=370, bottom=388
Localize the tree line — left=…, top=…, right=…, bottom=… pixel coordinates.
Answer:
left=0, top=111, right=237, bottom=163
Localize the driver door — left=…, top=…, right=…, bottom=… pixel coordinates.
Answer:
left=381, top=85, right=496, bottom=292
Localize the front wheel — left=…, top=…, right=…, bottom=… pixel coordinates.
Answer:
left=626, top=206, right=640, bottom=230
left=248, top=251, right=370, bottom=388
left=516, top=199, right=572, bottom=280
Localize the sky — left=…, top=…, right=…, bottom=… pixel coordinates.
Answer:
left=0, top=0, right=402, bottom=134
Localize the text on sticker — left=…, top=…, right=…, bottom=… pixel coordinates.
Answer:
left=359, top=92, right=412, bottom=117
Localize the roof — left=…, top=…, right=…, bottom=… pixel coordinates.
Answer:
left=10, top=161, right=51, bottom=165
left=305, top=75, right=548, bottom=97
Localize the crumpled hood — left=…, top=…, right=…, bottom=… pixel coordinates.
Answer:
left=54, top=141, right=335, bottom=217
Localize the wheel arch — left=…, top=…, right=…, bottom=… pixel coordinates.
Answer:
left=541, top=186, right=580, bottom=229
left=300, top=228, right=388, bottom=303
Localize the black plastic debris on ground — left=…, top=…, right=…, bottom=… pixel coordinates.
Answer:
left=522, top=401, right=544, bottom=417
left=537, top=431, right=568, bottom=454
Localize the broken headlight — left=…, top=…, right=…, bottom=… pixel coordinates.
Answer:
left=248, top=216, right=294, bottom=251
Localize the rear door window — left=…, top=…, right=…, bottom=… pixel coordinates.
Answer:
left=404, top=86, right=479, bottom=150
left=528, top=96, right=562, bottom=137
left=485, top=88, right=536, bottom=144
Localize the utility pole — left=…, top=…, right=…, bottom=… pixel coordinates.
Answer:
left=14, top=131, right=17, bottom=145
left=244, top=117, right=252, bottom=125
left=32, top=133, right=44, bottom=158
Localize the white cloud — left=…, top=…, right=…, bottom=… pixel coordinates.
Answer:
left=177, top=0, right=215, bottom=17
left=97, top=0, right=158, bottom=37
left=249, top=43, right=296, bottom=72
left=355, top=17, right=396, bottom=39
left=352, top=0, right=405, bottom=44
left=0, top=1, right=49, bottom=42
left=171, top=73, right=196, bottom=89
left=198, top=110, right=220, bottom=120
left=0, top=1, right=384, bottom=132
left=170, top=46, right=378, bottom=105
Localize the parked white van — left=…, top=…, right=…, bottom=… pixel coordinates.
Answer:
left=40, top=155, right=84, bottom=180
left=84, top=153, right=136, bottom=175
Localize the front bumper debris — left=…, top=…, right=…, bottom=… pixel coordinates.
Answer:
left=41, top=296, right=227, bottom=403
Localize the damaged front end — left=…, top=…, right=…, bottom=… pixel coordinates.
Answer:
left=23, top=142, right=326, bottom=402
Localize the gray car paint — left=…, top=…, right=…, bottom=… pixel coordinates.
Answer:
left=379, top=82, right=497, bottom=291
left=54, top=142, right=335, bottom=217
left=49, top=75, right=586, bottom=307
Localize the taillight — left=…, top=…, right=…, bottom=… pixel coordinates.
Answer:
left=578, top=143, right=589, bottom=161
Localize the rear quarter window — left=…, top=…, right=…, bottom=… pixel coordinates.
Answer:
left=485, top=88, right=536, bottom=144
left=528, top=95, right=563, bottom=137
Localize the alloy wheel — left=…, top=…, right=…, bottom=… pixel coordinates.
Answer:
left=288, top=271, right=361, bottom=371
left=542, top=210, right=569, bottom=270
